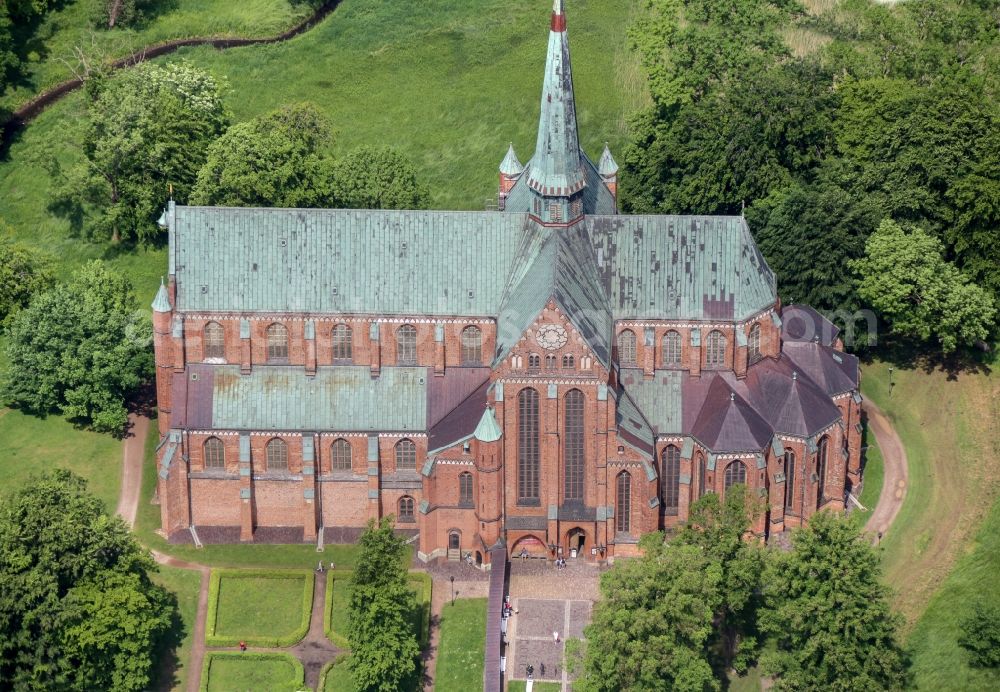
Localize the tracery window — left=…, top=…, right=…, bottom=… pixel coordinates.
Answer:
left=706, top=330, right=726, bottom=367
left=618, top=329, right=637, bottom=366
left=459, top=472, right=473, bottom=506
left=398, top=496, right=415, bottom=522
left=748, top=323, right=762, bottom=364
left=562, top=354, right=575, bottom=369
left=723, top=460, right=746, bottom=493
left=518, top=388, right=540, bottom=502
left=696, top=451, right=707, bottom=497
left=396, top=325, right=417, bottom=365
left=662, top=330, right=682, bottom=366
left=817, top=436, right=828, bottom=510
left=661, top=444, right=681, bottom=514
left=266, top=438, right=288, bottom=471
left=563, top=389, right=585, bottom=500
left=331, top=438, right=352, bottom=471
left=616, top=471, right=631, bottom=533
left=545, top=354, right=556, bottom=369
left=461, top=326, right=482, bottom=365
left=267, top=323, right=288, bottom=361
left=332, top=324, right=353, bottom=361
left=528, top=354, right=541, bottom=371
left=204, top=437, right=225, bottom=469
left=204, top=322, right=225, bottom=360
left=395, top=439, right=416, bottom=471
left=783, top=450, right=796, bottom=513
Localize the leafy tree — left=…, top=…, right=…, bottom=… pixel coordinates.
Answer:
left=0, top=10, right=17, bottom=90
left=2, top=260, right=153, bottom=433
left=675, top=486, right=766, bottom=674
left=51, top=61, right=228, bottom=244
left=191, top=103, right=337, bottom=208
left=98, top=0, right=156, bottom=29
left=577, top=536, right=723, bottom=691
left=0, top=470, right=176, bottom=691
left=852, top=220, right=996, bottom=353
left=331, top=146, right=430, bottom=210
left=958, top=602, right=1000, bottom=669
left=759, top=512, right=909, bottom=691
left=0, top=224, right=54, bottom=324
left=348, top=517, right=420, bottom=692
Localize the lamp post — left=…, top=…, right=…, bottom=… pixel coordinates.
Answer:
left=888, top=366, right=894, bottom=397
left=450, top=576, right=455, bottom=606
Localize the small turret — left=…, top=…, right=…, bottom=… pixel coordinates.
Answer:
left=598, top=143, right=619, bottom=200
left=498, top=143, right=523, bottom=210
left=152, top=278, right=174, bottom=436
left=472, top=406, right=504, bottom=549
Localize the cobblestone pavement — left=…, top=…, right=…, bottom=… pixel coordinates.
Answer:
left=505, top=559, right=604, bottom=690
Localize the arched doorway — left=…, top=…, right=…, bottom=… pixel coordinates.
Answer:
left=566, top=527, right=587, bottom=559
left=447, top=531, right=461, bottom=561
left=511, top=534, right=547, bottom=560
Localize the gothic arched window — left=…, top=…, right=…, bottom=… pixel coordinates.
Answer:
left=204, top=437, right=225, bottom=469
left=459, top=472, right=473, bottom=506
left=817, top=436, right=829, bottom=510
left=662, top=330, right=682, bottom=366
left=331, top=438, right=352, bottom=471
left=618, top=329, right=637, bottom=366
left=461, top=326, right=482, bottom=365
left=266, top=438, right=288, bottom=471
left=267, top=323, right=288, bottom=361
left=564, top=389, right=585, bottom=500
left=696, top=451, right=707, bottom=497
left=395, top=439, right=416, bottom=471
left=204, top=322, right=225, bottom=360
left=661, top=444, right=681, bottom=514
left=518, top=388, right=540, bottom=502
left=396, top=325, right=417, bottom=365
left=783, top=450, right=795, bottom=513
left=562, top=354, right=575, bottom=369
left=398, top=496, right=415, bottom=523
left=706, top=330, right=726, bottom=367
left=724, top=460, right=746, bottom=492
left=616, top=471, right=631, bottom=533
left=748, top=323, right=762, bottom=363
left=332, top=324, right=353, bottom=361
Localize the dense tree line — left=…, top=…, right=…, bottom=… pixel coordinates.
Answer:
left=576, top=488, right=910, bottom=691
left=622, top=0, right=1000, bottom=354
left=0, top=470, right=177, bottom=691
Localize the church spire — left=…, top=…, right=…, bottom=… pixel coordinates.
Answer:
left=524, top=0, right=585, bottom=211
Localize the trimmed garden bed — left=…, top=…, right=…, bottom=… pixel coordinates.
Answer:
left=324, top=570, right=432, bottom=648
left=201, top=651, right=305, bottom=692
left=206, top=569, right=313, bottom=647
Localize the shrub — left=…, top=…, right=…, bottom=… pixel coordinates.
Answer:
left=958, top=602, right=1000, bottom=668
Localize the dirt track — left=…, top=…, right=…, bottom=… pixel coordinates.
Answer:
left=863, top=400, right=909, bottom=538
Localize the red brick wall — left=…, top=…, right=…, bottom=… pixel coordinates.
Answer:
left=320, top=482, right=370, bottom=527
left=191, top=479, right=241, bottom=525
left=254, top=480, right=304, bottom=527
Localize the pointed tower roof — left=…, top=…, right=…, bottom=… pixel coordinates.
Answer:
left=152, top=278, right=171, bottom=313
left=598, top=143, right=618, bottom=177
left=499, top=143, right=524, bottom=176
left=523, top=0, right=585, bottom=197
left=691, top=377, right=774, bottom=453
left=474, top=406, right=503, bottom=443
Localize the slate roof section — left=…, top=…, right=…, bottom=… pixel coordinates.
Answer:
left=781, top=304, right=840, bottom=346
left=204, top=365, right=428, bottom=432
left=781, top=341, right=859, bottom=396
left=426, top=367, right=491, bottom=428
left=691, top=376, right=774, bottom=453
left=590, top=215, right=776, bottom=321
left=619, top=369, right=684, bottom=436
left=427, top=379, right=490, bottom=453
left=744, top=358, right=842, bottom=437
left=172, top=208, right=528, bottom=315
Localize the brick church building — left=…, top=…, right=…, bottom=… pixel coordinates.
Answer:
left=151, top=0, right=862, bottom=565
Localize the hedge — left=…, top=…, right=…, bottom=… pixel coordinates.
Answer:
left=205, top=568, right=314, bottom=647
left=200, top=651, right=306, bottom=692
left=324, top=570, right=433, bottom=649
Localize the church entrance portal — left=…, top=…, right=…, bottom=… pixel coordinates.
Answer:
left=566, top=528, right=587, bottom=559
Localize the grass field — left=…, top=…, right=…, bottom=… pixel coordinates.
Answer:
left=435, top=598, right=488, bottom=692
left=849, top=433, right=884, bottom=528
left=506, top=680, right=562, bottom=691
left=0, top=406, right=121, bottom=509
left=202, top=652, right=304, bottom=692
left=2, top=0, right=315, bottom=112
left=213, top=573, right=308, bottom=639
left=149, top=565, right=202, bottom=692
left=322, top=655, right=354, bottom=692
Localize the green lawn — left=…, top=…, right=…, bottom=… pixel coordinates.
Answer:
left=0, top=406, right=121, bottom=510
left=326, top=571, right=431, bottom=647
left=2, top=0, right=316, bottom=112
left=322, top=655, right=354, bottom=692
left=202, top=652, right=305, bottom=692
left=849, top=433, right=884, bottom=528
left=211, top=572, right=310, bottom=641
left=149, top=565, right=202, bottom=692
left=435, top=598, right=487, bottom=692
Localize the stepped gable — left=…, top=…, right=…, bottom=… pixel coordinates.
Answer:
left=744, top=357, right=842, bottom=437
left=691, top=376, right=774, bottom=453
left=781, top=340, right=859, bottom=396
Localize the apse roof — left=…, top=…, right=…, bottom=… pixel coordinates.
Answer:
left=744, top=357, right=842, bottom=437
left=691, top=376, right=774, bottom=453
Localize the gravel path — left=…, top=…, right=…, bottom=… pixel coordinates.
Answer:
left=863, top=400, right=909, bottom=540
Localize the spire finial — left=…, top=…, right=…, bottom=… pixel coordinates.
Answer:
left=730, top=392, right=735, bottom=401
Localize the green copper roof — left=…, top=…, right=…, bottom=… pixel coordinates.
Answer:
left=499, top=143, right=523, bottom=176
left=620, top=369, right=684, bottom=435
left=152, top=279, right=171, bottom=313
left=473, top=407, right=503, bottom=442
left=523, top=0, right=585, bottom=198
left=172, top=207, right=528, bottom=315
left=210, top=365, right=427, bottom=432
left=598, top=144, right=618, bottom=176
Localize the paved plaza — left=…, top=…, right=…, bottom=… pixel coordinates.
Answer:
left=505, top=560, right=603, bottom=689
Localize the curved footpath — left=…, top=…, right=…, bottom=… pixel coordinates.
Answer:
left=862, top=400, right=909, bottom=539
left=1, top=0, right=343, bottom=146
left=116, top=400, right=909, bottom=690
